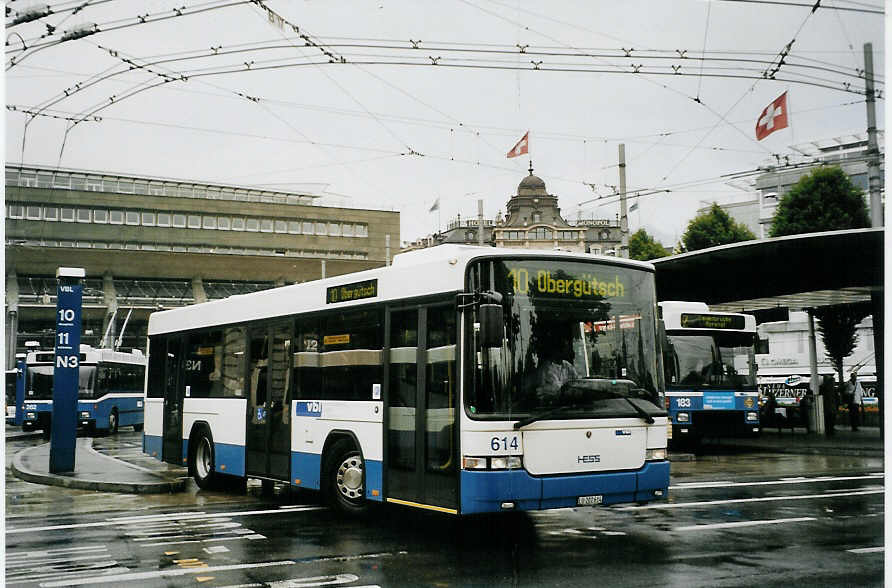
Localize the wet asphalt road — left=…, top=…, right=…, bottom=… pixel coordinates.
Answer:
left=5, top=431, right=885, bottom=587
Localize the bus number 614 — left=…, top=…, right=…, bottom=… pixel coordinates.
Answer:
left=491, top=436, right=519, bottom=451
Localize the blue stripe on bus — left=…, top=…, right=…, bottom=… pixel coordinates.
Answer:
left=365, top=459, right=383, bottom=501
left=291, top=451, right=322, bottom=489
left=460, top=461, right=670, bottom=514
left=144, top=434, right=162, bottom=459
left=214, top=442, right=245, bottom=477
left=78, top=396, right=144, bottom=429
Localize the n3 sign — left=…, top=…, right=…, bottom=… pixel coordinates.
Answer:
left=56, top=355, right=79, bottom=368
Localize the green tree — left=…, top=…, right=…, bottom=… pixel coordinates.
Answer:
left=770, top=166, right=870, bottom=237
left=629, top=228, right=669, bottom=261
left=814, top=303, right=871, bottom=391
left=681, top=203, right=756, bottom=252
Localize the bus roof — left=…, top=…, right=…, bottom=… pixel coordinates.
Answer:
left=149, top=245, right=655, bottom=336
left=26, top=345, right=146, bottom=365
left=660, top=300, right=756, bottom=333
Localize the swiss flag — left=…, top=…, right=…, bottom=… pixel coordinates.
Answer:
left=755, top=92, right=789, bottom=140
left=507, top=131, right=529, bottom=158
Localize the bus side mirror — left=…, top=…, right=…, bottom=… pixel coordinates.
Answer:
left=479, top=304, right=504, bottom=348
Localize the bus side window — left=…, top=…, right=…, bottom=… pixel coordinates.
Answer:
left=249, top=334, right=269, bottom=423
left=294, top=319, right=321, bottom=401
left=426, top=305, right=456, bottom=471
left=186, top=330, right=224, bottom=398
left=223, top=328, right=245, bottom=397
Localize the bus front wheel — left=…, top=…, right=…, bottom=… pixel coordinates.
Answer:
left=133, top=423, right=144, bottom=432
left=323, top=439, right=367, bottom=515
left=191, top=431, right=219, bottom=490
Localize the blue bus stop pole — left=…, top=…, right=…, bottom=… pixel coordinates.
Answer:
left=14, top=353, right=25, bottom=426
left=49, top=267, right=84, bottom=474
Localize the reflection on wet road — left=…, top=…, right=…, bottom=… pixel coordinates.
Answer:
left=6, top=431, right=884, bottom=587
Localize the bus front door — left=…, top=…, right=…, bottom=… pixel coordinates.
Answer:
left=386, top=305, right=458, bottom=511
left=161, top=336, right=185, bottom=464
left=245, top=323, right=292, bottom=481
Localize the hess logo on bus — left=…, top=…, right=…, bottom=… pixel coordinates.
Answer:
left=577, top=454, right=601, bottom=464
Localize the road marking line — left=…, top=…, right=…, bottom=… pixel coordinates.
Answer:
left=675, top=517, right=816, bottom=531
left=139, top=534, right=267, bottom=547
left=848, top=546, right=884, bottom=554
left=39, top=553, right=407, bottom=587
left=8, top=506, right=325, bottom=534
left=108, top=511, right=208, bottom=522
left=38, top=560, right=295, bottom=587
left=619, top=488, right=884, bottom=510
left=6, top=546, right=107, bottom=559
left=6, top=554, right=110, bottom=570
left=8, top=567, right=130, bottom=586
left=670, top=474, right=883, bottom=490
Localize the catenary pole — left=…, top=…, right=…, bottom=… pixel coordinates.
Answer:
left=863, top=42, right=883, bottom=227
left=618, top=144, right=629, bottom=258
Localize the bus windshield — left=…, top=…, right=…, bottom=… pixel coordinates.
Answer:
left=27, top=365, right=96, bottom=399
left=467, top=259, right=662, bottom=419
left=664, top=332, right=756, bottom=390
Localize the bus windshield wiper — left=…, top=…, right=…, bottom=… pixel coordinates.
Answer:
left=623, top=397, right=655, bottom=424
left=513, top=404, right=587, bottom=430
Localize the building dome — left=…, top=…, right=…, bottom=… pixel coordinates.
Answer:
left=518, top=173, right=546, bottom=192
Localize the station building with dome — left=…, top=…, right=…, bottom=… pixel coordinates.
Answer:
left=404, top=164, right=623, bottom=254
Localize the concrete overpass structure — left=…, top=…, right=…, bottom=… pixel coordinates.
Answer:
left=5, top=164, right=400, bottom=364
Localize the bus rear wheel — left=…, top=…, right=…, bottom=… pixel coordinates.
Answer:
left=133, top=423, right=144, bottom=432
left=323, top=439, right=367, bottom=515
left=191, top=431, right=219, bottom=490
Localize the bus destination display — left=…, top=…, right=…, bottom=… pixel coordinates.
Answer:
left=680, top=313, right=745, bottom=330
left=326, top=279, right=378, bottom=304
left=506, top=264, right=626, bottom=299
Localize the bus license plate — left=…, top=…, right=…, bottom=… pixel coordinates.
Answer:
left=577, top=495, right=603, bottom=506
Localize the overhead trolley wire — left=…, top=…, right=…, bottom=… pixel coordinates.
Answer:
left=716, top=0, right=883, bottom=14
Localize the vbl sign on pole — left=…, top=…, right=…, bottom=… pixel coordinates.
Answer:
left=49, top=267, right=84, bottom=474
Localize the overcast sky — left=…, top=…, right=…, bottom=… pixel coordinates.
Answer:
left=5, top=0, right=885, bottom=247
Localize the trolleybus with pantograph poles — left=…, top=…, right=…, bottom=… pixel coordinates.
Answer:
left=144, top=245, right=669, bottom=515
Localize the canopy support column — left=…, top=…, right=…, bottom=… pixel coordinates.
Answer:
left=807, top=309, right=825, bottom=435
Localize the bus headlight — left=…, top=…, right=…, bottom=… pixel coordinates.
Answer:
left=26, top=412, right=36, bottom=420
left=490, top=456, right=523, bottom=470
left=80, top=411, right=90, bottom=419
left=463, top=456, right=523, bottom=470
left=462, top=456, right=487, bottom=470
left=676, top=412, right=690, bottom=423
left=646, top=448, right=666, bottom=461
left=746, top=412, right=759, bottom=422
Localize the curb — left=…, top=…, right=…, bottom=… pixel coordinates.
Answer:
left=5, top=431, right=45, bottom=442
left=11, top=443, right=187, bottom=494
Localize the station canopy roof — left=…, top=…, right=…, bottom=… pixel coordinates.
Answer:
left=652, top=228, right=884, bottom=314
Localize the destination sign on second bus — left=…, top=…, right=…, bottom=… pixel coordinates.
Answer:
left=680, top=313, right=745, bottom=330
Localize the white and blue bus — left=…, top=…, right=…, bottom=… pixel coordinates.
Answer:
left=144, top=246, right=669, bottom=515
left=660, top=301, right=759, bottom=443
left=21, top=345, right=146, bottom=435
